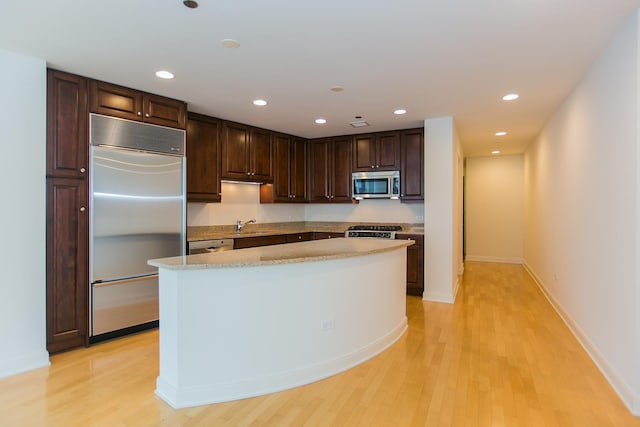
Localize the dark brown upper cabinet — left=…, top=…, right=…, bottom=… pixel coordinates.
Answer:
left=352, top=131, right=400, bottom=172
left=89, top=80, right=186, bottom=129
left=221, top=121, right=273, bottom=183
left=400, top=128, right=424, bottom=201
left=262, top=133, right=307, bottom=203
left=46, top=70, right=89, bottom=179
left=308, top=136, right=352, bottom=203
left=186, top=113, right=222, bottom=203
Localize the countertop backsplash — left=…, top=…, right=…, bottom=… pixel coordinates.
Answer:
left=187, top=182, right=424, bottom=227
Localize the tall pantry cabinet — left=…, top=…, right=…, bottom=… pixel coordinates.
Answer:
left=46, top=70, right=89, bottom=353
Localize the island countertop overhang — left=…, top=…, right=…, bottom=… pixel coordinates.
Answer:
left=148, top=237, right=414, bottom=270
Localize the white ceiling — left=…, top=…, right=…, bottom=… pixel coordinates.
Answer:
left=1, top=0, right=639, bottom=157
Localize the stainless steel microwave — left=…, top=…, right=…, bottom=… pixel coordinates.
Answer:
left=352, top=170, right=400, bottom=200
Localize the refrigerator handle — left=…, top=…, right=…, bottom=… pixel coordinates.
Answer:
left=92, top=274, right=158, bottom=288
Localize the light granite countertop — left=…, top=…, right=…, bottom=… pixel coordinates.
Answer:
left=187, top=221, right=424, bottom=241
left=149, top=237, right=414, bottom=270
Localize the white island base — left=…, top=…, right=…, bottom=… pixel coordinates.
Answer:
left=149, top=238, right=411, bottom=408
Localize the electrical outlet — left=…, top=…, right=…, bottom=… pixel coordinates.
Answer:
left=320, top=319, right=335, bottom=331
left=416, top=215, right=424, bottom=221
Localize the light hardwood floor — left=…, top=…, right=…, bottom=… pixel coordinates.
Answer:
left=1, top=262, right=638, bottom=426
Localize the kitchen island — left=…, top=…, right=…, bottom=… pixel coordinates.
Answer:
left=148, top=237, right=413, bottom=408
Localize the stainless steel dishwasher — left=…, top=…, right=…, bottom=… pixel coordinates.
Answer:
left=187, top=239, right=235, bottom=254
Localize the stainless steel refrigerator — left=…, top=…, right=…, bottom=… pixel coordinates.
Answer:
left=89, top=113, right=185, bottom=338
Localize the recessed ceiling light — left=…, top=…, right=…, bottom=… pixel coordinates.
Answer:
left=253, top=99, right=267, bottom=106
left=495, top=131, right=507, bottom=136
left=330, top=86, right=344, bottom=92
left=155, top=70, right=175, bottom=79
left=491, top=150, right=501, bottom=154
left=502, top=93, right=519, bottom=101
left=393, top=109, right=407, bottom=115
left=221, top=39, right=240, bottom=49
left=315, top=118, right=327, bottom=124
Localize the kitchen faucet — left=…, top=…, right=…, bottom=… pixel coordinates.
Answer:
left=236, top=218, right=256, bottom=232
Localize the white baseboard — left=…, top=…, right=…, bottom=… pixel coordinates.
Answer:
left=465, top=255, right=523, bottom=264
left=423, top=290, right=454, bottom=304
left=0, top=350, right=49, bottom=379
left=523, top=262, right=640, bottom=416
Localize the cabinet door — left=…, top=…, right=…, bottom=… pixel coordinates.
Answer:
left=376, top=131, right=401, bottom=171
left=396, top=234, right=424, bottom=296
left=331, top=136, right=352, bottom=202
left=352, top=134, right=376, bottom=171
left=47, top=70, right=88, bottom=179
left=186, top=113, right=221, bottom=202
left=308, top=139, right=331, bottom=202
left=271, top=134, right=292, bottom=201
left=46, top=177, right=89, bottom=353
left=221, top=121, right=250, bottom=180
left=89, top=80, right=143, bottom=122
left=400, top=128, right=424, bottom=201
left=250, top=127, right=273, bottom=182
left=144, top=93, right=186, bottom=129
left=285, top=233, right=313, bottom=243
left=234, top=235, right=287, bottom=249
left=290, top=137, right=307, bottom=202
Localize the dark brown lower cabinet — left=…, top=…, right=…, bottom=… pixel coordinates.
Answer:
left=313, top=232, right=345, bottom=240
left=396, top=234, right=424, bottom=296
left=46, top=177, right=89, bottom=353
left=233, top=235, right=288, bottom=249
left=285, top=233, right=313, bottom=243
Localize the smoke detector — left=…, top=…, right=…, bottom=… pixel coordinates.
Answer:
left=350, top=121, right=370, bottom=128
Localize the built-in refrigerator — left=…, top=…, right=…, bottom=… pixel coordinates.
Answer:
left=89, top=113, right=185, bottom=339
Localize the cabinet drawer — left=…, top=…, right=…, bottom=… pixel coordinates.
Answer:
left=285, top=233, right=313, bottom=243
left=234, top=235, right=287, bottom=249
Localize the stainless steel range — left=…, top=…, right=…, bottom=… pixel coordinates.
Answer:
left=344, top=225, right=402, bottom=239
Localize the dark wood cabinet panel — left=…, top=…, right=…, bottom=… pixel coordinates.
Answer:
left=265, top=134, right=307, bottom=203
left=186, top=113, right=221, bottom=202
left=308, top=136, right=352, bottom=203
left=89, top=80, right=186, bottom=129
left=46, top=177, right=88, bottom=353
left=221, top=121, right=250, bottom=180
left=221, top=122, right=273, bottom=182
left=313, top=232, right=345, bottom=240
left=290, top=137, right=308, bottom=202
left=331, top=136, right=352, bottom=202
left=396, top=234, right=424, bottom=296
left=285, top=233, right=313, bottom=243
left=233, top=235, right=287, bottom=249
left=89, top=80, right=142, bottom=122
left=271, top=133, right=291, bottom=201
left=46, top=70, right=88, bottom=179
left=352, top=134, right=376, bottom=171
left=308, top=138, right=331, bottom=202
left=352, top=131, right=400, bottom=172
left=144, top=93, right=187, bottom=129
left=400, top=128, right=424, bottom=201
left=250, top=127, right=273, bottom=181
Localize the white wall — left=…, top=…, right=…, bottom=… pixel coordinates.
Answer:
left=305, top=199, right=423, bottom=224
left=188, top=182, right=425, bottom=227
left=0, top=50, right=49, bottom=377
left=188, top=182, right=306, bottom=226
left=524, top=10, right=640, bottom=413
left=424, top=117, right=463, bottom=303
left=465, top=154, right=524, bottom=263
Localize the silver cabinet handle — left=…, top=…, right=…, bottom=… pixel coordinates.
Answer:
left=145, top=113, right=150, bottom=118
left=137, top=112, right=142, bottom=116
left=80, top=207, right=86, bottom=212
left=80, top=167, right=86, bottom=173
